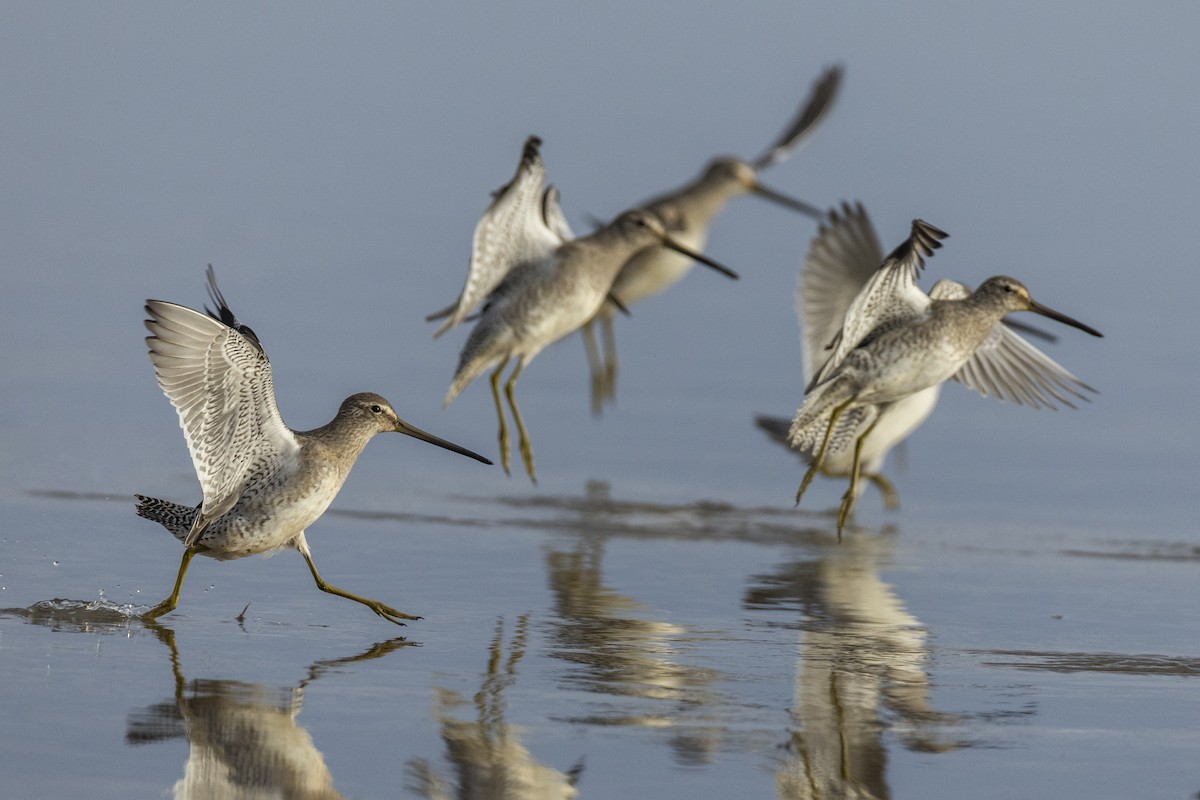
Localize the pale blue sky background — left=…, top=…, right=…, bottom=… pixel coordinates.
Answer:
left=2, top=2, right=1197, bottom=528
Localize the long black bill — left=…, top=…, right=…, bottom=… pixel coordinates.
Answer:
left=1029, top=300, right=1103, bottom=338
left=658, top=235, right=739, bottom=280
left=396, top=420, right=494, bottom=464
left=751, top=180, right=824, bottom=220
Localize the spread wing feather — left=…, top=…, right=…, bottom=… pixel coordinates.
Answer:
left=433, top=136, right=568, bottom=338
left=145, top=269, right=299, bottom=544
left=797, top=201, right=884, bottom=384
left=808, top=218, right=947, bottom=391
left=954, top=317, right=1096, bottom=409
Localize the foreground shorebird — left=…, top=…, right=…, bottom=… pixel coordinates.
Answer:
left=137, top=267, right=491, bottom=625
left=442, top=138, right=737, bottom=482
left=788, top=218, right=1103, bottom=535
left=582, top=65, right=843, bottom=413
left=757, top=202, right=939, bottom=509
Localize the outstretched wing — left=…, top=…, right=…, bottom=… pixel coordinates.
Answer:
left=808, top=217, right=947, bottom=391
left=930, top=279, right=1096, bottom=409
left=432, top=136, right=568, bottom=338
left=751, top=64, right=844, bottom=170
left=797, top=201, right=884, bottom=385
left=145, top=268, right=300, bottom=544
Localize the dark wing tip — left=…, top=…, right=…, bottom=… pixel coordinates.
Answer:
left=522, top=135, right=543, bottom=161
left=909, top=219, right=949, bottom=255
left=815, top=63, right=845, bottom=98
left=202, top=265, right=265, bottom=353
left=751, top=63, right=845, bottom=170
left=491, top=136, right=545, bottom=200
left=882, top=219, right=949, bottom=271
left=203, top=264, right=234, bottom=324
left=518, top=136, right=544, bottom=175
left=826, top=199, right=869, bottom=227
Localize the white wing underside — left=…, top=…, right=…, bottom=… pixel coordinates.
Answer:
left=798, top=201, right=885, bottom=385
left=435, top=139, right=571, bottom=338
left=145, top=300, right=300, bottom=540
left=930, top=280, right=1095, bottom=409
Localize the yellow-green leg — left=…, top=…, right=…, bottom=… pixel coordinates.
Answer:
left=837, top=414, right=883, bottom=537
left=601, top=314, right=618, bottom=403
left=795, top=399, right=853, bottom=506
left=582, top=321, right=606, bottom=417
left=868, top=472, right=900, bottom=510
left=490, top=358, right=512, bottom=476
left=144, top=545, right=205, bottom=620
left=299, top=542, right=419, bottom=626
left=504, top=359, right=537, bottom=484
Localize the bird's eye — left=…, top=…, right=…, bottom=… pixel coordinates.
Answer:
left=370, top=404, right=383, bottom=414
left=1002, top=284, right=1014, bottom=293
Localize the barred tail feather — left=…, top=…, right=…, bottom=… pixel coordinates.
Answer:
left=135, top=494, right=198, bottom=543
left=787, top=377, right=865, bottom=454
left=829, top=406, right=876, bottom=453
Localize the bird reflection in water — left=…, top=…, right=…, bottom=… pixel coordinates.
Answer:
left=126, top=624, right=412, bottom=800
left=541, top=482, right=725, bottom=766
left=744, top=530, right=961, bottom=799
left=407, top=614, right=583, bottom=799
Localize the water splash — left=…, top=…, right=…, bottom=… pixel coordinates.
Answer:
left=0, top=597, right=146, bottom=631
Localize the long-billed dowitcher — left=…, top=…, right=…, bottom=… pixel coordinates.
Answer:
left=442, top=138, right=737, bottom=482
left=759, top=202, right=1053, bottom=505
left=137, top=267, right=491, bottom=625
left=758, top=201, right=1055, bottom=505
left=788, top=219, right=1103, bottom=535
left=582, top=65, right=843, bottom=413
left=757, top=201, right=939, bottom=509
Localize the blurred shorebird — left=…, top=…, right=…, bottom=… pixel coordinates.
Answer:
left=427, top=136, right=575, bottom=339
left=441, top=137, right=737, bottom=482
left=583, top=65, right=843, bottom=413
left=137, top=267, right=491, bottom=625
left=788, top=218, right=1103, bottom=535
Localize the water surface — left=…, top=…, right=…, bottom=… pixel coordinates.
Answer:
left=2, top=3, right=1198, bottom=798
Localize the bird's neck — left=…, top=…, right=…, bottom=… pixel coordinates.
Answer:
left=576, top=232, right=656, bottom=280
left=297, top=421, right=375, bottom=465
left=651, top=173, right=744, bottom=225
left=933, top=293, right=1006, bottom=347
